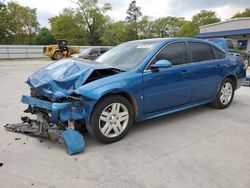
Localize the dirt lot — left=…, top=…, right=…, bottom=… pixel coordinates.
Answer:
left=0, top=59, right=250, bottom=188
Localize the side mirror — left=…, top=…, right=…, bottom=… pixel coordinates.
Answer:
left=150, top=60, right=172, bottom=71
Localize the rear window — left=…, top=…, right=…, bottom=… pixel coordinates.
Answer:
left=189, top=42, right=214, bottom=62
left=212, top=46, right=225, bottom=60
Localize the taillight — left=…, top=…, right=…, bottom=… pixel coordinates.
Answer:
left=243, top=58, right=248, bottom=70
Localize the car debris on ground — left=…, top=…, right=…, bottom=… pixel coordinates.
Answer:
left=4, top=115, right=85, bottom=155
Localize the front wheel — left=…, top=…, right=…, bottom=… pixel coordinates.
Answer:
left=87, top=95, right=134, bottom=143
left=52, top=51, right=63, bottom=60
left=211, top=78, right=235, bottom=109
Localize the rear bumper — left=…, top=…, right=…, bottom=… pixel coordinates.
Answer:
left=21, top=95, right=95, bottom=123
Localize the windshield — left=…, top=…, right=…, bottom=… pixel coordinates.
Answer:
left=96, top=41, right=159, bottom=70
left=80, top=48, right=91, bottom=55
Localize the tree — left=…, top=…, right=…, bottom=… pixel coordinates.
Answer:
left=191, top=10, right=221, bottom=35
left=74, top=0, right=111, bottom=45
left=1, top=2, right=39, bottom=44
left=33, top=27, right=56, bottom=45
left=138, top=16, right=154, bottom=39
left=153, top=16, right=185, bottom=37
left=0, top=1, right=6, bottom=9
left=232, top=8, right=250, bottom=18
left=177, top=21, right=197, bottom=37
left=126, top=0, right=142, bottom=40
left=23, top=7, right=39, bottom=44
left=49, top=8, right=88, bottom=45
left=101, top=21, right=127, bottom=45
left=0, top=1, right=8, bottom=44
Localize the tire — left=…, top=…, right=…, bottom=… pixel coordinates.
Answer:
left=211, top=78, right=235, bottom=109
left=87, top=95, right=134, bottom=144
left=52, top=51, right=63, bottom=60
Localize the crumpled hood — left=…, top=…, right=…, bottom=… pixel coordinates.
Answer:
left=26, top=58, right=112, bottom=101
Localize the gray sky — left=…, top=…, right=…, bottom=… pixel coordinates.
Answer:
left=5, top=0, right=250, bottom=27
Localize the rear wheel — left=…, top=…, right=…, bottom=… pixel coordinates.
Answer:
left=52, top=51, right=63, bottom=60
left=211, top=78, right=235, bottom=109
left=87, top=95, right=134, bottom=143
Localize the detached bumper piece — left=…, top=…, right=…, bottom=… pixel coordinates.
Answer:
left=5, top=96, right=86, bottom=155
left=243, top=76, right=250, bottom=86
left=5, top=113, right=64, bottom=142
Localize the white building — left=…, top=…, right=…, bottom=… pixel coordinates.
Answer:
left=196, top=17, right=250, bottom=51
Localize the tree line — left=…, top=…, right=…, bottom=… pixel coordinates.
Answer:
left=0, top=0, right=250, bottom=46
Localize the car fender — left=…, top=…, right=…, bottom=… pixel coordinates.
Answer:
left=74, top=72, right=144, bottom=120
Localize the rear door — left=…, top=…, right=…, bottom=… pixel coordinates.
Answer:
left=187, top=42, right=225, bottom=102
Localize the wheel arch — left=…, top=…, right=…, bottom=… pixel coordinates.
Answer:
left=225, top=74, right=237, bottom=89
left=93, top=90, right=139, bottom=121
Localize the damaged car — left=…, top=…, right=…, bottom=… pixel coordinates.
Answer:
left=17, top=38, right=247, bottom=143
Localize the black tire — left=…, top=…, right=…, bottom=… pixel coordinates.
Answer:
left=211, top=78, right=235, bottom=109
left=87, top=95, right=134, bottom=144
left=52, top=51, right=63, bottom=60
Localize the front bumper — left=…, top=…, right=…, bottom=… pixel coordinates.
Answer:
left=21, top=95, right=95, bottom=123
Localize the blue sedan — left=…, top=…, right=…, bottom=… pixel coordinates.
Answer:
left=23, top=38, right=247, bottom=143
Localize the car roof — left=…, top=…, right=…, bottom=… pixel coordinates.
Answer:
left=127, top=37, right=213, bottom=44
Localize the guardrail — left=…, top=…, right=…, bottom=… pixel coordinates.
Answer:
left=0, top=45, right=112, bottom=59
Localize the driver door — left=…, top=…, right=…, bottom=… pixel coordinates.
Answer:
left=143, top=42, right=192, bottom=114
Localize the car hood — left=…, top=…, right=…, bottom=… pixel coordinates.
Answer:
left=26, top=58, right=116, bottom=101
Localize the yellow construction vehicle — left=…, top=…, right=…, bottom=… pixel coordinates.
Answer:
left=43, top=39, right=80, bottom=60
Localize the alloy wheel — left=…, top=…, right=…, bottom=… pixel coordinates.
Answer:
left=99, top=103, right=129, bottom=138
left=220, top=82, right=233, bottom=105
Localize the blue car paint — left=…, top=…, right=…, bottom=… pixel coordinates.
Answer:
left=26, top=58, right=114, bottom=102
left=22, top=38, right=246, bottom=125
left=21, top=95, right=96, bottom=123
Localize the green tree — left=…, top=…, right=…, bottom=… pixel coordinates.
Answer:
left=101, top=21, right=127, bottom=45
left=74, top=0, right=111, bottom=45
left=138, top=16, right=154, bottom=39
left=126, top=0, right=142, bottom=40
left=0, top=1, right=6, bottom=9
left=33, top=27, right=56, bottom=45
left=153, top=16, right=185, bottom=37
left=191, top=10, right=221, bottom=35
left=2, top=2, right=39, bottom=44
left=49, top=8, right=88, bottom=45
left=23, top=7, right=39, bottom=44
left=232, top=8, right=250, bottom=18
left=0, top=1, right=8, bottom=44
left=177, top=21, right=197, bottom=37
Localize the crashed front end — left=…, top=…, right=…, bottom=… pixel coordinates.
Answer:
left=5, top=58, right=120, bottom=145
left=20, top=58, right=107, bottom=127
left=21, top=94, right=95, bottom=125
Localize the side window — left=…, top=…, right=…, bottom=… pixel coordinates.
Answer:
left=212, top=46, right=225, bottom=60
left=189, top=42, right=214, bottom=62
left=100, top=48, right=108, bottom=54
left=155, top=42, right=187, bottom=66
left=90, top=48, right=99, bottom=55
